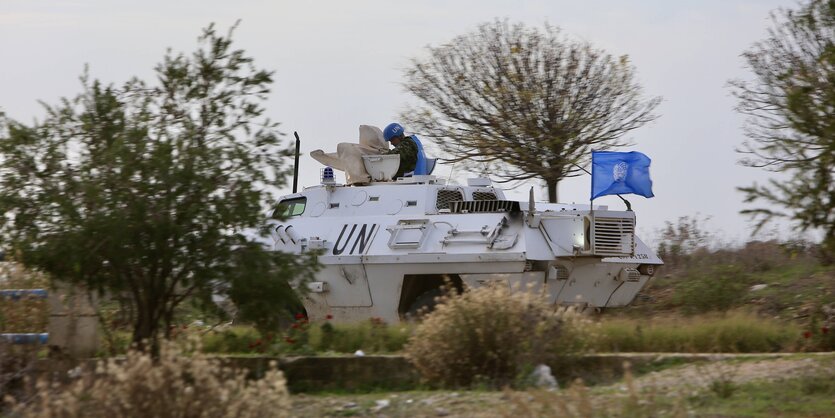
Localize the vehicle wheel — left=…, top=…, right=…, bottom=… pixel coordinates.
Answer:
left=405, top=288, right=444, bottom=319
left=579, top=306, right=605, bottom=316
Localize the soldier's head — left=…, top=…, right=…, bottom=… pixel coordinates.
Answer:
left=383, top=122, right=405, bottom=145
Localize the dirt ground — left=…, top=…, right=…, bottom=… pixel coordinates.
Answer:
left=624, top=354, right=834, bottom=393
left=289, top=354, right=835, bottom=417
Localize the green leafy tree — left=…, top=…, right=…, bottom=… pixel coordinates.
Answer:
left=731, top=0, right=835, bottom=260
left=401, top=20, right=660, bottom=202
left=0, top=25, right=318, bottom=351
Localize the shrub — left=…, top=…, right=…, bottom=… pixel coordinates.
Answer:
left=655, top=214, right=714, bottom=272
left=800, top=306, right=835, bottom=352
left=731, top=240, right=794, bottom=272
left=201, top=326, right=263, bottom=354
left=674, top=265, right=750, bottom=314
left=8, top=341, right=290, bottom=418
left=405, top=285, right=593, bottom=388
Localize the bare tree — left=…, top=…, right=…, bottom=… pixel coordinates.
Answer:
left=401, top=20, right=660, bottom=202
left=730, top=0, right=835, bottom=260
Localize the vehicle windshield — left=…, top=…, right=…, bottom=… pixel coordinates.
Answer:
left=273, top=197, right=306, bottom=218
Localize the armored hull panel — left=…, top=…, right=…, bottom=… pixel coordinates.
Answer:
left=268, top=177, right=662, bottom=323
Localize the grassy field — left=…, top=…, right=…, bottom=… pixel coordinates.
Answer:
left=593, top=311, right=799, bottom=353
left=290, top=354, right=835, bottom=417
left=692, top=377, right=835, bottom=417
left=111, top=311, right=800, bottom=357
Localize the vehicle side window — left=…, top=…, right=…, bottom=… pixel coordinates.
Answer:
left=273, top=197, right=306, bottom=218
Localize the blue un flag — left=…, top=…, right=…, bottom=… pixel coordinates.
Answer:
left=591, top=151, right=654, bottom=200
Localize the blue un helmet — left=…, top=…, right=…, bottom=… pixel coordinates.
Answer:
left=383, top=123, right=404, bottom=141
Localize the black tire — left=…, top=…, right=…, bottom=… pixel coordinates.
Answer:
left=405, top=288, right=444, bottom=319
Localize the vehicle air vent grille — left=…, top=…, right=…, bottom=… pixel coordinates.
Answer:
left=592, top=216, right=636, bottom=256
left=449, top=200, right=521, bottom=214
left=551, top=265, right=570, bottom=281
left=436, top=189, right=464, bottom=211
left=618, top=267, right=641, bottom=282
left=472, top=191, right=497, bottom=201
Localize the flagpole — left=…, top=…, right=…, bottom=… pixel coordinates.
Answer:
left=589, top=159, right=595, bottom=215
left=587, top=159, right=594, bottom=214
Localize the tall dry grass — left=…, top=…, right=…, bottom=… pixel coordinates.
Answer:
left=405, top=284, right=594, bottom=388
left=594, top=311, right=795, bottom=352
left=5, top=340, right=291, bottom=418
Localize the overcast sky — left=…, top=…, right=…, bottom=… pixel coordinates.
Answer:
left=1, top=0, right=807, bottom=245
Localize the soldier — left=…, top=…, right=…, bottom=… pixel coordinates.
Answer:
left=383, top=122, right=427, bottom=178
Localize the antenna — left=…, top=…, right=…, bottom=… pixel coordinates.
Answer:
left=528, top=186, right=535, bottom=213
left=526, top=186, right=536, bottom=224
left=292, top=131, right=301, bottom=194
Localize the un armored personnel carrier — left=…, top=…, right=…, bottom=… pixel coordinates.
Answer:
left=269, top=154, right=662, bottom=323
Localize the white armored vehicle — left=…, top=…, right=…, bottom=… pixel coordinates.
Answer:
left=269, top=148, right=663, bottom=323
